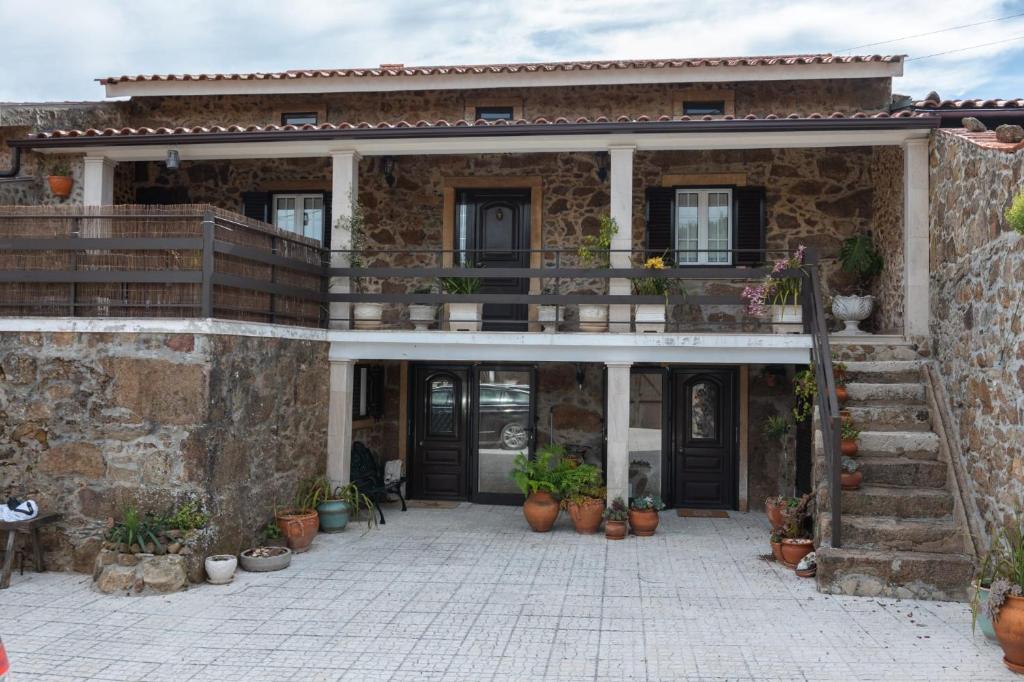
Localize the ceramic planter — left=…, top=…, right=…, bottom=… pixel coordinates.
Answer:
left=832, top=295, right=875, bottom=335
left=770, top=304, right=803, bottom=334
left=628, top=509, right=660, bottom=536
left=567, top=499, right=604, bottom=534
left=353, top=302, right=385, bottom=330
left=994, top=593, right=1024, bottom=673
left=765, top=500, right=786, bottom=530
left=275, top=508, right=318, bottom=553
left=835, top=386, right=849, bottom=403
left=522, top=491, right=559, bottom=532
left=605, top=520, right=627, bottom=540
left=316, top=500, right=351, bottom=533
left=770, top=540, right=784, bottom=562
left=578, top=304, right=609, bottom=332
left=204, top=554, right=237, bottom=584
left=240, top=547, right=293, bottom=572
left=780, top=538, right=814, bottom=568
left=47, top=175, right=73, bottom=198
left=408, top=303, right=436, bottom=331
left=841, top=440, right=859, bottom=457
left=840, top=470, right=863, bottom=491
left=446, top=302, right=483, bottom=332
left=972, top=582, right=998, bottom=642
left=538, top=305, right=563, bottom=332
left=633, top=304, right=666, bottom=333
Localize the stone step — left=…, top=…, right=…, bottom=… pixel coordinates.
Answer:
left=839, top=485, right=954, bottom=518
left=842, top=360, right=922, bottom=384
left=816, top=430, right=940, bottom=460
left=856, top=457, right=947, bottom=488
left=831, top=342, right=922, bottom=362
left=821, top=514, right=964, bottom=553
left=843, top=405, right=931, bottom=432
left=844, top=382, right=926, bottom=404
left=815, top=547, right=975, bottom=601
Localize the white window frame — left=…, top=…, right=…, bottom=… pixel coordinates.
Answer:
left=673, top=188, right=733, bottom=265
left=272, top=193, right=324, bottom=243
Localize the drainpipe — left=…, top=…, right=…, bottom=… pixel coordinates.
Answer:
left=0, top=145, right=21, bottom=178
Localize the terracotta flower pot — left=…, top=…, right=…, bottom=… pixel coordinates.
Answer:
left=841, top=439, right=859, bottom=457
left=780, top=538, right=814, bottom=567
left=523, top=491, right=559, bottom=532
left=47, top=175, right=73, bottom=198
left=567, top=499, right=604, bottom=534
left=770, top=540, right=784, bottom=562
left=765, top=500, right=786, bottom=529
left=628, top=509, right=660, bottom=536
left=994, top=593, right=1024, bottom=673
left=835, top=386, right=849, bottom=403
left=275, top=508, right=318, bottom=553
left=605, top=520, right=627, bottom=540
left=840, top=470, right=863, bottom=491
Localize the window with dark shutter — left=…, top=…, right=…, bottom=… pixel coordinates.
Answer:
left=645, top=187, right=676, bottom=263
left=321, top=192, right=333, bottom=248
left=241, top=192, right=271, bottom=224
left=733, top=188, right=766, bottom=266
left=352, top=365, right=385, bottom=420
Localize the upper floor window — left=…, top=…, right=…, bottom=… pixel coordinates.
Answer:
left=475, top=106, right=515, bottom=122
left=281, top=112, right=318, bottom=126
left=272, top=193, right=323, bottom=242
left=675, top=188, right=732, bottom=264
left=682, top=100, right=726, bottom=117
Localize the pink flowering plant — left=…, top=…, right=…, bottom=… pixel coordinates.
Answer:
left=741, top=246, right=807, bottom=317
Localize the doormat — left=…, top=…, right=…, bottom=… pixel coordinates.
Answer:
left=677, top=509, right=729, bottom=518
left=405, top=500, right=460, bottom=509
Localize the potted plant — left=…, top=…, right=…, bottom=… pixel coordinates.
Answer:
left=631, top=255, right=674, bottom=333
left=439, top=276, right=482, bottom=331
left=47, top=160, right=73, bottom=198
left=259, top=520, right=287, bottom=548
left=510, top=443, right=566, bottom=532
left=274, top=486, right=320, bottom=553
left=603, top=497, right=629, bottom=540
left=409, top=285, right=437, bottom=330
left=240, top=546, right=293, bottom=572
left=538, top=284, right=563, bottom=332
left=778, top=492, right=815, bottom=568
left=299, top=476, right=377, bottom=533
left=972, top=513, right=1024, bottom=671
left=559, top=463, right=605, bottom=534
left=833, top=233, right=882, bottom=335
left=340, top=202, right=386, bottom=330
left=765, top=494, right=794, bottom=531
left=840, top=421, right=860, bottom=457
left=204, top=554, right=237, bottom=584
left=741, top=245, right=807, bottom=334
left=577, top=215, right=618, bottom=332
left=834, top=364, right=849, bottom=404
left=792, top=365, right=816, bottom=424
left=769, top=527, right=785, bottom=562
left=973, top=575, right=999, bottom=642
left=840, top=456, right=862, bottom=491
left=628, top=495, right=665, bottom=536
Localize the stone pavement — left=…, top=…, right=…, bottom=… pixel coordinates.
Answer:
left=0, top=505, right=1013, bottom=681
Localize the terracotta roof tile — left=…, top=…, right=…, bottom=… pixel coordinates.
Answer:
left=943, top=128, right=1024, bottom=153
left=914, top=97, right=1024, bottom=110
left=29, top=111, right=932, bottom=140
left=99, top=54, right=904, bottom=85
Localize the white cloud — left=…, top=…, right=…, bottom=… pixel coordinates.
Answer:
left=1, top=0, right=1022, bottom=102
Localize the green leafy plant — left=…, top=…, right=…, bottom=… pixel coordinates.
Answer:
left=510, top=443, right=567, bottom=497
left=260, top=520, right=282, bottom=542
left=558, top=463, right=604, bottom=507
left=49, top=160, right=71, bottom=177
left=438, top=276, right=481, bottom=295
left=333, top=481, right=378, bottom=529
left=833, top=360, right=848, bottom=387
left=779, top=492, right=815, bottom=540
left=165, top=500, right=209, bottom=531
left=578, top=215, right=619, bottom=267
left=838, top=234, right=883, bottom=295
left=631, top=255, right=676, bottom=298
left=603, top=496, right=629, bottom=522
left=973, top=512, right=1024, bottom=625
left=792, top=366, right=817, bottom=423
left=840, top=421, right=860, bottom=442
left=1008, top=192, right=1024, bottom=235
left=762, top=415, right=791, bottom=441
left=107, top=503, right=163, bottom=553
left=630, top=495, right=665, bottom=511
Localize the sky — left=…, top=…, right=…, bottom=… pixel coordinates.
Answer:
left=2, top=0, right=1024, bottom=103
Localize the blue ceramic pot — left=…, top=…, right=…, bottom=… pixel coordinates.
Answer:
left=317, top=500, right=350, bottom=532
left=974, top=583, right=998, bottom=642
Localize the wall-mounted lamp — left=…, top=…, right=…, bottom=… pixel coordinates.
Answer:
left=381, top=156, right=396, bottom=188
left=575, top=363, right=586, bottom=391
left=165, top=149, right=180, bottom=170
left=594, top=152, right=609, bottom=183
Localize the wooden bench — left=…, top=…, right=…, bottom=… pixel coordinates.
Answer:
left=1, top=513, right=61, bottom=589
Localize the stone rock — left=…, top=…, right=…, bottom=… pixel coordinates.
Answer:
left=117, top=553, right=139, bottom=567
left=995, top=124, right=1024, bottom=143
left=141, top=555, right=187, bottom=593
left=93, top=548, right=118, bottom=580
left=179, top=545, right=193, bottom=555
left=38, top=442, right=106, bottom=478
left=102, top=357, right=206, bottom=425
left=167, top=542, right=182, bottom=554
left=0, top=353, right=37, bottom=384
left=962, top=117, right=986, bottom=132
left=95, top=565, right=137, bottom=593
left=73, top=537, right=103, bottom=574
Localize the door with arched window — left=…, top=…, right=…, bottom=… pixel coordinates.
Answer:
left=412, top=367, right=469, bottom=499
left=673, top=369, right=737, bottom=509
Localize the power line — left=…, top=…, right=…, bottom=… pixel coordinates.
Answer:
left=839, top=11, right=1024, bottom=52
left=906, top=33, right=1024, bottom=61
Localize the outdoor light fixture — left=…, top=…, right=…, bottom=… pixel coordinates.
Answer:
left=576, top=363, right=586, bottom=390
left=165, top=149, right=180, bottom=170
left=594, top=152, right=609, bottom=183
left=381, top=156, right=396, bottom=188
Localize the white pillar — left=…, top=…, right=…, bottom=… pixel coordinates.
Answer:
left=903, top=138, right=929, bottom=339
left=82, top=156, right=115, bottom=206
left=608, top=145, right=635, bottom=332
left=329, top=150, right=360, bottom=329
left=327, top=359, right=356, bottom=485
left=605, top=361, right=632, bottom=505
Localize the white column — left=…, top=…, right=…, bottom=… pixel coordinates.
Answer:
left=82, top=156, right=115, bottom=206
left=329, top=150, right=360, bottom=329
left=903, top=139, right=930, bottom=339
left=605, top=361, right=632, bottom=505
left=327, top=359, right=356, bottom=485
left=608, top=145, right=635, bottom=332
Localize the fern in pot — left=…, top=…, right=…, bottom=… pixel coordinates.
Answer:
left=833, top=233, right=883, bottom=335
left=439, top=275, right=482, bottom=331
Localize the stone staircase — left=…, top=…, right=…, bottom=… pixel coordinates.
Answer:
left=814, top=343, right=975, bottom=601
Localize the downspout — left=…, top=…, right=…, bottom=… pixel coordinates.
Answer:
left=0, top=144, right=21, bottom=178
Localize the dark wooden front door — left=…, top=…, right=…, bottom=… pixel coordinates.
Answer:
left=673, top=369, right=737, bottom=509
left=458, top=189, right=530, bottom=331
left=412, top=366, right=469, bottom=500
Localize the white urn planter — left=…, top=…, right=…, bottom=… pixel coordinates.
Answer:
left=537, top=305, right=563, bottom=332
left=633, top=304, right=666, bottom=333
left=578, top=304, right=609, bottom=332
left=770, top=304, right=803, bottom=334
left=408, top=304, right=436, bottom=331
left=832, top=295, right=875, bottom=335
left=205, top=554, right=237, bottom=585
left=446, top=302, right=483, bottom=332
left=353, top=302, right=385, bottom=330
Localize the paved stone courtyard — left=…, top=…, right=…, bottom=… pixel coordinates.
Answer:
left=0, top=505, right=1012, bottom=681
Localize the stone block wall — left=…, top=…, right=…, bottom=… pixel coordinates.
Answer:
left=0, top=330, right=328, bottom=573
left=929, top=129, right=1024, bottom=536
left=871, top=146, right=905, bottom=333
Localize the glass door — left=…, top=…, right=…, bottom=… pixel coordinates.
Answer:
left=471, top=366, right=536, bottom=504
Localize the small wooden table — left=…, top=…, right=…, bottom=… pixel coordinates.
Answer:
left=1, top=512, right=61, bottom=589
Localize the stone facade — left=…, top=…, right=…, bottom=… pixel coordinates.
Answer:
left=870, top=146, right=905, bottom=333
left=0, top=331, right=328, bottom=573
left=747, top=365, right=799, bottom=504
left=929, top=129, right=1024, bottom=537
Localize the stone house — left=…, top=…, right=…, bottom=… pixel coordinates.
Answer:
left=0, top=54, right=1019, bottom=601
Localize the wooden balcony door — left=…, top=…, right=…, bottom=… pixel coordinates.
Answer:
left=672, top=368, right=737, bottom=509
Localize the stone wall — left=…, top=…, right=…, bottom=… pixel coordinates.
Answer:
left=929, top=129, right=1024, bottom=536
left=747, top=365, right=799, bottom=504
left=0, top=330, right=328, bottom=573
left=871, top=146, right=905, bottom=333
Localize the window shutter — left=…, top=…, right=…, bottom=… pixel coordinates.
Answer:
left=321, top=192, right=332, bottom=248
left=645, top=187, right=676, bottom=263
left=241, top=192, right=272, bottom=224
left=367, top=366, right=384, bottom=418
left=733, top=188, right=766, bottom=266
left=351, top=366, right=363, bottom=419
